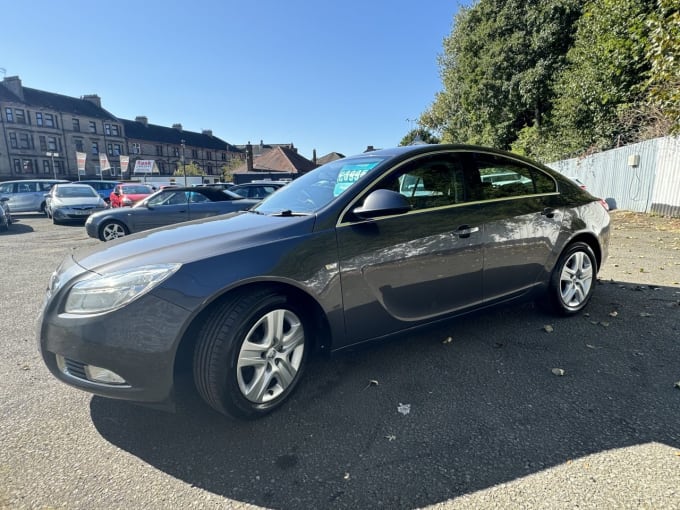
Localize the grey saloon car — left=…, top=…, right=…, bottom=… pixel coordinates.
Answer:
left=39, top=144, right=610, bottom=420
left=85, top=186, right=259, bottom=241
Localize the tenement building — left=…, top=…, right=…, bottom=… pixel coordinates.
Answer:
left=0, top=76, right=242, bottom=181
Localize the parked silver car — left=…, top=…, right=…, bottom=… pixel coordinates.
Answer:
left=45, top=183, right=107, bottom=224
left=0, top=179, right=68, bottom=213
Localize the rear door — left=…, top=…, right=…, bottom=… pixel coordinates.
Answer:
left=469, top=152, right=563, bottom=301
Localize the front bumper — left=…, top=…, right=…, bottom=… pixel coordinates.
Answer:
left=53, top=206, right=106, bottom=222
left=39, top=271, right=192, bottom=406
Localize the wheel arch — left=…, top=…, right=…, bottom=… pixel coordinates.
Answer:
left=564, top=232, right=602, bottom=272
left=173, top=281, right=332, bottom=377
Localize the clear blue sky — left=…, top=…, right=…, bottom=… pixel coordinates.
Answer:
left=1, top=0, right=465, bottom=160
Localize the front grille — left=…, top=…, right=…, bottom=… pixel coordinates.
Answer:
left=63, top=358, right=87, bottom=380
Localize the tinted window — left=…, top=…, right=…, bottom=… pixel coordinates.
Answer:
left=472, top=153, right=556, bottom=199
left=374, top=154, right=469, bottom=211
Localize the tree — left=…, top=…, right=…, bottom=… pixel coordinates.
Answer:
left=421, top=0, right=583, bottom=150
left=532, top=0, right=655, bottom=160
left=173, top=162, right=203, bottom=177
left=399, top=128, right=440, bottom=146
left=644, top=0, right=680, bottom=135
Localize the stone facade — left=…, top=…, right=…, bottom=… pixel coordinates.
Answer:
left=0, top=76, right=242, bottom=181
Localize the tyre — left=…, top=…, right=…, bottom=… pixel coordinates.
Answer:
left=99, top=220, right=129, bottom=241
left=546, top=241, right=597, bottom=315
left=193, top=290, right=309, bottom=419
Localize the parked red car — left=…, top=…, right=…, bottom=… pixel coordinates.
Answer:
left=109, top=183, right=154, bottom=208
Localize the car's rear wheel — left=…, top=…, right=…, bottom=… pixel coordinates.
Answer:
left=99, top=220, right=129, bottom=241
left=193, top=290, right=308, bottom=419
left=547, top=241, right=597, bottom=315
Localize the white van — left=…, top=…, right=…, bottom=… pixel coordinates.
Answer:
left=0, top=179, right=68, bottom=213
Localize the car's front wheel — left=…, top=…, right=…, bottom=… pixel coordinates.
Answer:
left=547, top=241, right=597, bottom=315
left=99, top=220, right=129, bottom=241
left=193, top=290, right=309, bottom=419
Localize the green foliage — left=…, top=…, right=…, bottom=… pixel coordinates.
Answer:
left=173, top=162, right=203, bottom=176
left=645, top=0, right=680, bottom=134
left=399, top=128, right=440, bottom=146
left=425, top=0, right=676, bottom=162
left=539, top=0, right=654, bottom=160
left=422, top=0, right=583, bottom=150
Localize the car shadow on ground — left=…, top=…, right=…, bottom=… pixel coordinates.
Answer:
left=1, top=221, right=34, bottom=235
left=90, top=280, right=680, bottom=509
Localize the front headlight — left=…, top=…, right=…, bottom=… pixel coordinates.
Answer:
left=64, top=264, right=182, bottom=314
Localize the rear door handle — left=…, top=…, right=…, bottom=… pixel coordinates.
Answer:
left=455, top=225, right=480, bottom=238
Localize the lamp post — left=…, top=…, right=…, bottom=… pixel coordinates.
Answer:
left=45, top=151, right=59, bottom=179
left=181, top=139, right=187, bottom=186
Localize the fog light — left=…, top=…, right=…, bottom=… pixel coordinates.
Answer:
left=84, top=365, right=126, bottom=384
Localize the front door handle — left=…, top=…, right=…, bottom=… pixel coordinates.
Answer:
left=455, top=225, right=480, bottom=238
left=541, top=207, right=556, bottom=218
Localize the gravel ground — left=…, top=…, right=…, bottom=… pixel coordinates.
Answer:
left=0, top=211, right=679, bottom=510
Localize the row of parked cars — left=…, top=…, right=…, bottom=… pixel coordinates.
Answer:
left=0, top=178, right=289, bottom=236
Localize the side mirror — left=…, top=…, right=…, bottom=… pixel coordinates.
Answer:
left=352, top=189, right=411, bottom=219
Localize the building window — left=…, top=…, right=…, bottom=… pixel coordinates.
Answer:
left=39, top=136, right=47, bottom=152
left=43, top=160, right=51, bottom=174
left=47, top=136, right=58, bottom=151
left=207, top=164, right=213, bottom=175
left=107, top=143, right=122, bottom=156
left=92, top=142, right=99, bottom=155
left=111, top=125, right=120, bottom=136
left=36, top=113, right=43, bottom=126
left=22, top=159, right=34, bottom=173
left=13, top=159, right=21, bottom=173
left=15, top=109, right=26, bottom=124
left=44, top=113, right=55, bottom=128
left=207, top=151, right=212, bottom=160
left=104, top=124, right=111, bottom=136
left=9, top=132, right=18, bottom=148
left=89, top=121, right=97, bottom=133
left=74, top=139, right=84, bottom=152
left=221, top=152, right=227, bottom=161
left=191, top=149, right=198, bottom=158
left=19, top=133, right=32, bottom=149
left=55, top=160, right=64, bottom=175
left=5, top=108, right=13, bottom=122
left=156, top=145, right=163, bottom=156
left=132, top=143, right=140, bottom=154
left=73, top=118, right=80, bottom=132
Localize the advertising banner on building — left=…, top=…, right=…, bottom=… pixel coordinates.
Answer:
left=99, top=153, right=111, bottom=172
left=76, top=152, right=87, bottom=175
left=133, top=159, right=159, bottom=174
left=120, top=155, right=130, bottom=175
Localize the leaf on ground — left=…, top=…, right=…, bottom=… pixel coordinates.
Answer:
left=385, top=435, right=396, bottom=442
left=586, top=344, right=599, bottom=349
left=544, top=325, right=554, bottom=333
left=364, top=379, right=379, bottom=389
left=609, top=311, right=618, bottom=317
left=442, top=336, right=453, bottom=344
left=639, top=312, right=653, bottom=317
left=674, top=381, right=680, bottom=389
left=397, top=403, right=411, bottom=415
left=551, top=368, right=565, bottom=376
left=599, top=321, right=610, bottom=327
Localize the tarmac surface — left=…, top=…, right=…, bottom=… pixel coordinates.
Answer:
left=1, top=211, right=679, bottom=509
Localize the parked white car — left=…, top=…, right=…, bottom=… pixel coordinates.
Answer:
left=45, top=183, right=107, bottom=224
